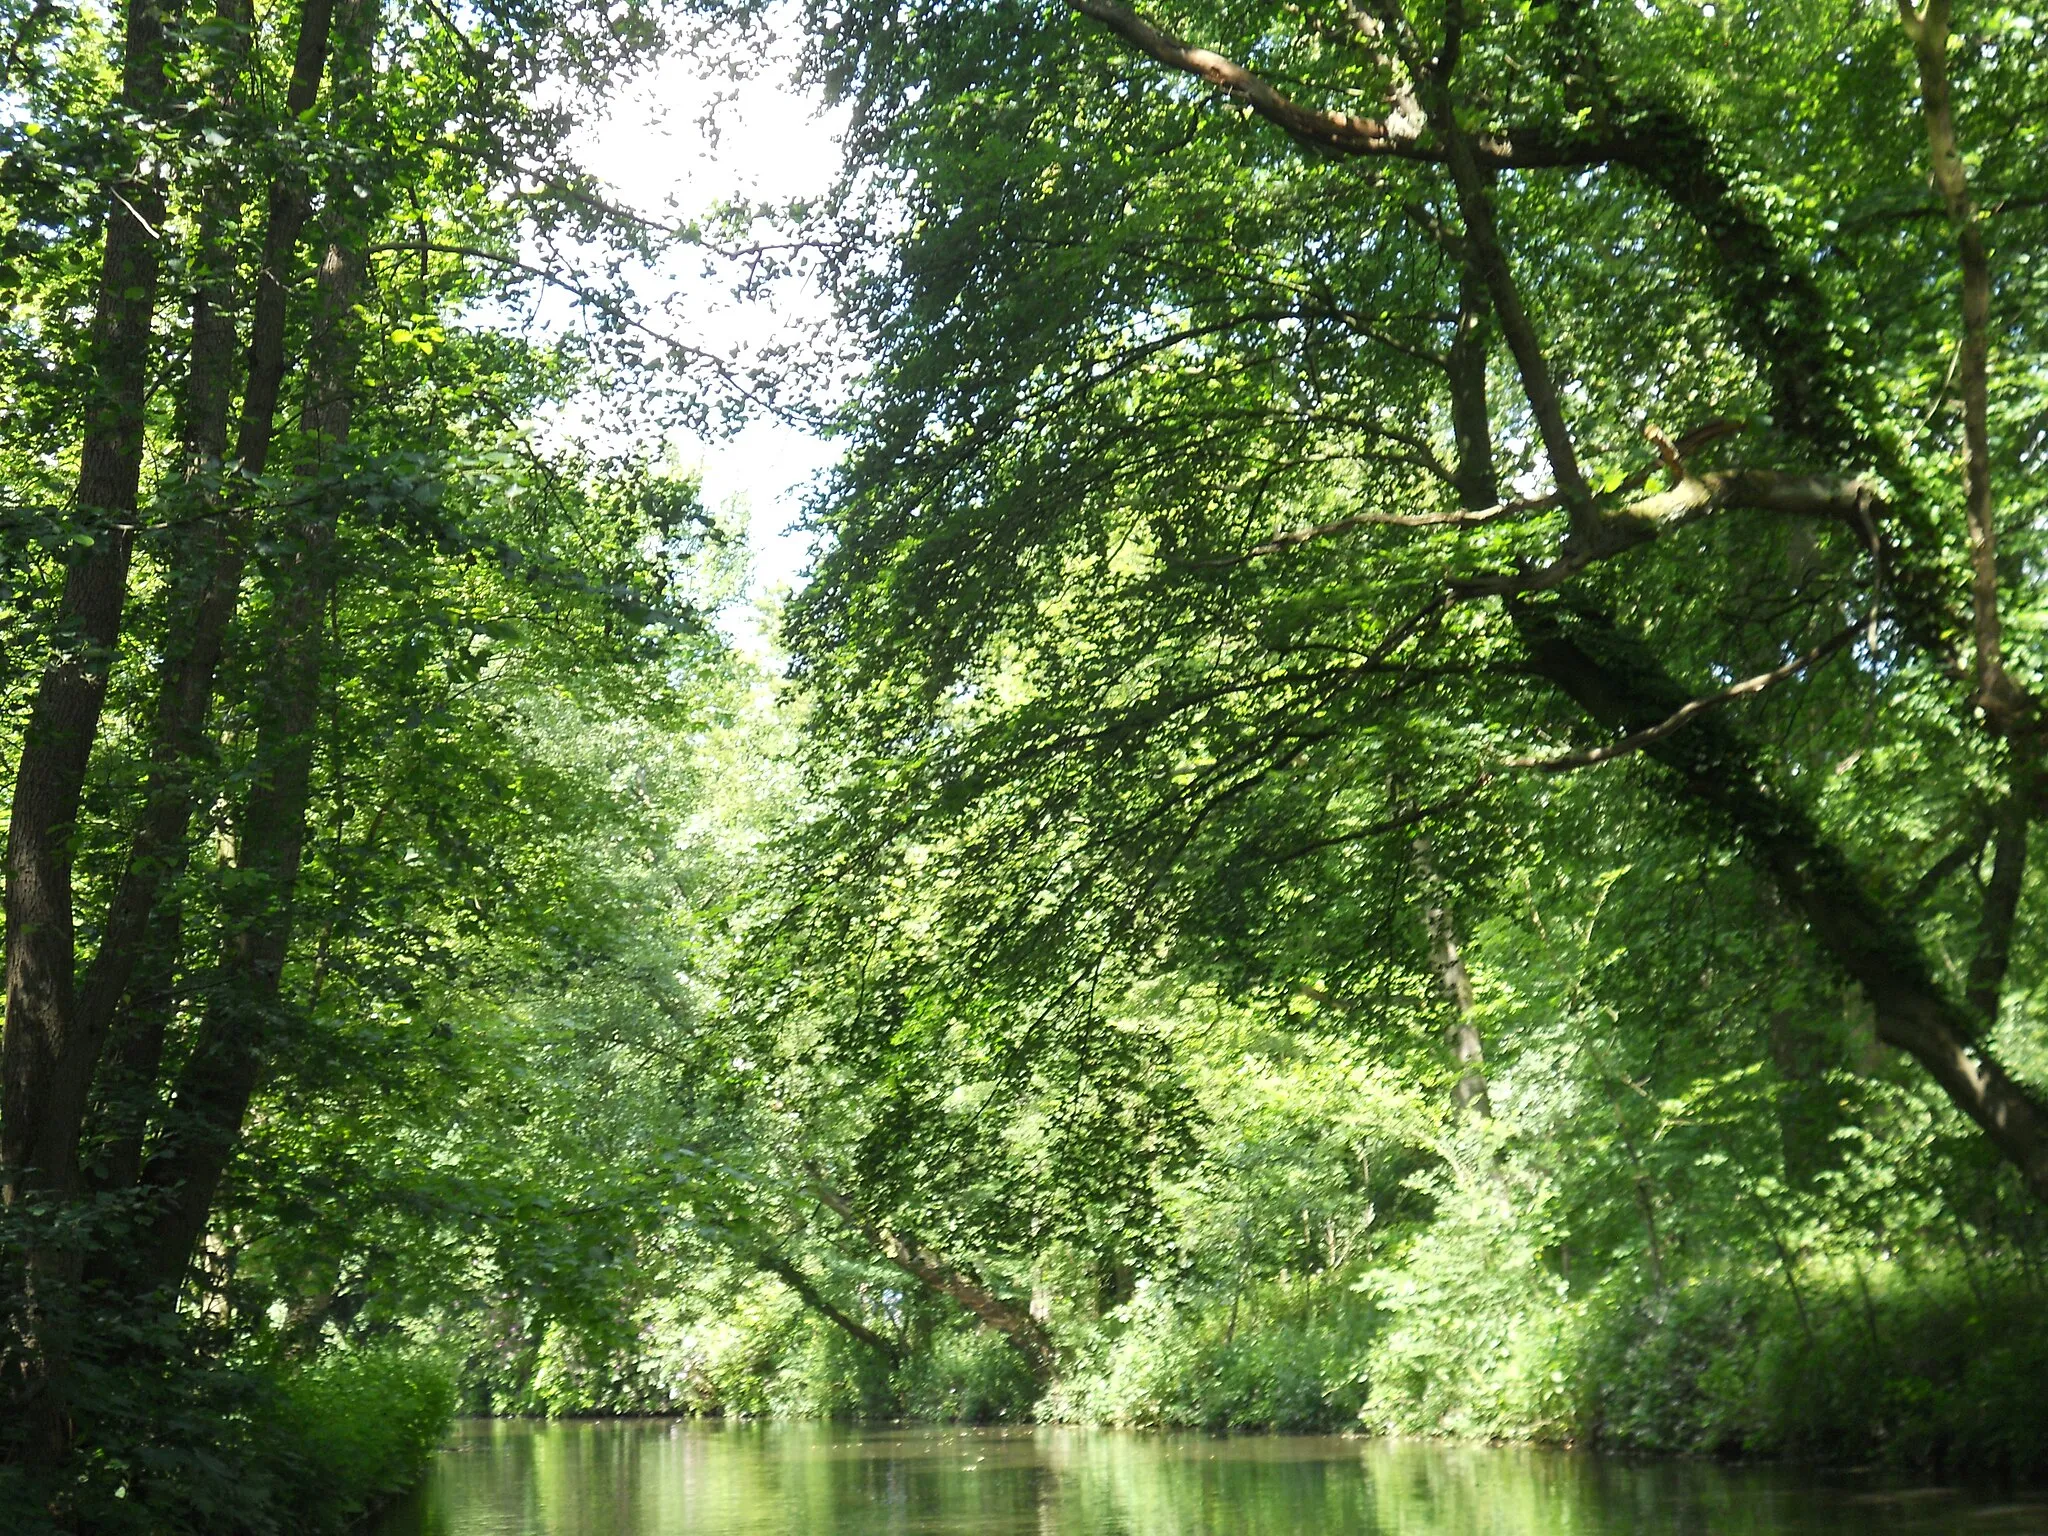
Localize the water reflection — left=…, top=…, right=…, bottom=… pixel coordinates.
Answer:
left=373, top=1420, right=2048, bottom=1536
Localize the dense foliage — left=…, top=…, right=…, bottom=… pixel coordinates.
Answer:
left=8, top=0, right=2048, bottom=1527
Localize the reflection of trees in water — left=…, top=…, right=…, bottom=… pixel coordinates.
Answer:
left=389, top=1423, right=2016, bottom=1536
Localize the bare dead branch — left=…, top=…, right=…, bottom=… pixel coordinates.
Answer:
left=375, top=241, right=794, bottom=421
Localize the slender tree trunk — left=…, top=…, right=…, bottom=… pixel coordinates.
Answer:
left=1897, top=0, right=2022, bottom=728
left=812, top=1184, right=1059, bottom=1383
left=1414, top=835, right=1492, bottom=1118
left=137, top=0, right=380, bottom=1292
left=1414, top=247, right=1495, bottom=1119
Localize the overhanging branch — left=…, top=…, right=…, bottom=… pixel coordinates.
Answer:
left=1065, top=0, right=1608, bottom=168
left=1507, top=619, right=1864, bottom=773
left=1452, top=466, right=1887, bottom=599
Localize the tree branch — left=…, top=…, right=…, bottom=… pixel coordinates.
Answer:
left=755, top=1249, right=903, bottom=1365
left=1905, top=812, right=1991, bottom=909
left=1507, top=620, right=1863, bottom=773
left=375, top=241, right=793, bottom=421
left=1451, top=467, right=1886, bottom=599
left=1246, top=494, right=1545, bottom=553
left=1899, top=0, right=2027, bottom=730
left=811, top=1182, right=1060, bottom=1381
left=1065, top=0, right=1607, bottom=168
left=1365, top=0, right=1594, bottom=529
left=1513, top=597, right=2048, bottom=1203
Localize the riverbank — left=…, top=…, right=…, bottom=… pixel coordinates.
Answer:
left=0, top=1346, right=454, bottom=1536
left=452, top=1249, right=2048, bottom=1482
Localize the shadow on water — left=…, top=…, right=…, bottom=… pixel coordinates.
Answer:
left=372, top=1420, right=2048, bottom=1536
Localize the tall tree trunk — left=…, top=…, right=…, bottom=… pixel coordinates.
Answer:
left=1445, top=241, right=1498, bottom=515
left=1413, top=834, right=1492, bottom=1119
left=1, top=0, right=174, bottom=1216
left=85, top=908, right=180, bottom=1194
left=78, top=0, right=334, bottom=1180
left=1415, top=247, right=1495, bottom=1119
left=0, top=0, right=176, bottom=1464
left=136, top=0, right=380, bottom=1292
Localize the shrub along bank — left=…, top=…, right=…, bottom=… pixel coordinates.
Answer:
left=0, top=1346, right=454, bottom=1536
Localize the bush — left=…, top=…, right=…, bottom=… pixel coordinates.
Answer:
left=897, top=1326, right=1038, bottom=1423
left=1048, top=1275, right=1379, bottom=1432
left=1572, top=1260, right=2048, bottom=1477
left=1358, top=1170, right=1575, bottom=1442
left=274, top=1346, right=459, bottom=1526
left=0, top=1343, right=454, bottom=1536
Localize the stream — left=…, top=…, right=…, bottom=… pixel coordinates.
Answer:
left=371, top=1419, right=2048, bottom=1534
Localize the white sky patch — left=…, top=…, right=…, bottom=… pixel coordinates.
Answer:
left=572, top=35, right=849, bottom=653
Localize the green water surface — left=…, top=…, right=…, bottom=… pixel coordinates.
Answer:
left=373, top=1420, right=2048, bottom=1535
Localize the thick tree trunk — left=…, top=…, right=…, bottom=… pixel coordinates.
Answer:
left=812, top=1184, right=1060, bottom=1382
left=1445, top=242, right=1498, bottom=515
left=1513, top=598, right=2048, bottom=1203
left=79, top=0, right=329, bottom=1141
left=0, top=0, right=175, bottom=1464
left=1, top=0, right=173, bottom=1217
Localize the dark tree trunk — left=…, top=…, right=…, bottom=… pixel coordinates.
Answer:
left=0, top=0, right=176, bottom=1464
left=86, top=906, right=180, bottom=1195
left=1416, top=247, right=1495, bottom=1118
left=755, top=1250, right=904, bottom=1365
left=1, top=0, right=175, bottom=1217
left=79, top=0, right=329, bottom=1123
left=137, top=0, right=380, bottom=1292
left=1513, top=597, right=2048, bottom=1203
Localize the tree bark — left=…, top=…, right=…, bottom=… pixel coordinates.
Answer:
left=136, top=0, right=378, bottom=1294
left=1513, top=598, right=2048, bottom=1203
left=2, top=0, right=174, bottom=1218
left=1445, top=256, right=1497, bottom=514
left=0, top=0, right=178, bottom=1465
left=812, top=1184, right=1060, bottom=1383
left=1413, top=835, right=1491, bottom=1118
left=74, top=0, right=315, bottom=1083
left=1414, top=236, right=1494, bottom=1118
left=755, top=1250, right=903, bottom=1365
left=85, top=905, right=180, bottom=1195
left=1898, top=0, right=2023, bottom=728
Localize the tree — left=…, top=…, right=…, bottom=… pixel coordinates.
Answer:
left=0, top=0, right=746, bottom=1478
left=772, top=0, right=2048, bottom=1201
